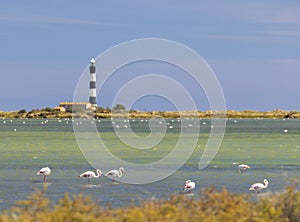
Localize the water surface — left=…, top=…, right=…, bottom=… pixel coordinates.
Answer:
left=0, top=118, right=299, bottom=211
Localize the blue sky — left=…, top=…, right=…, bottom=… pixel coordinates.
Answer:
left=1, top=1, right=299, bottom=111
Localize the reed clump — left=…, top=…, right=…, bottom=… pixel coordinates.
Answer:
left=1, top=182, right=300, bottom=222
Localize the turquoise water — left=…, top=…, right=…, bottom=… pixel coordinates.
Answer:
left=0, top=118, right=299, bottom=211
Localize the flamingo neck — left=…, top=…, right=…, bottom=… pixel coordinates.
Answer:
left=95, top=169, right=102, bottom=178
left=117, top=169, right=123, bottom=177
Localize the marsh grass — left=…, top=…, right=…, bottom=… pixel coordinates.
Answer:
left=1, top=182, right=299, bottom=222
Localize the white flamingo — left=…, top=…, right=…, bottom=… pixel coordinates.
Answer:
left=182, top=180, right=196, bottom=192
left=37, top=167, right=51, bottom=183
left=105, top=167, right=125, bottom=183
left=78, top=169, right=102, bottom=184
left=249, top=179, right=269, bottom=194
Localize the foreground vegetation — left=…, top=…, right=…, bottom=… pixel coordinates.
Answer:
left=0, top=107, right=299, bottom=119
left=1, top=182, right=300, bottom=222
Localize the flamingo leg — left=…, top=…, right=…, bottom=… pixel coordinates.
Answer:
left=88, top=178, right=90, bottom=184
left=112, top=176, right=115, bottom=183
left=43, top=175, right=46, bottom=183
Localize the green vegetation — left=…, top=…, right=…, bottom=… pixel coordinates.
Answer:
left=1, top=182, right=300, bottom=222
left=0, top=107, right=299, bottom=119
left=112, top=103, right=126, bottom=112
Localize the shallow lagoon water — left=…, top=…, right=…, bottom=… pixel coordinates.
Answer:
left=0, top=118, right=299, bottom=211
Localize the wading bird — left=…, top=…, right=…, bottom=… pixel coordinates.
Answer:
left=78, top=169, right=102, bottom=184
left=37, top=167, right=51, bottom=183
left=249, top=179, right=269, bottom=194
left=237, top=164, right=250, bottom=173
left=233, top=162, right=250, bottom=173
left=105, top=167, right=125, bottom=183
left=182, top=180, right=196, bottom=192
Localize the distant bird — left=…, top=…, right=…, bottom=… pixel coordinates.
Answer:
left=105, top=167, right=125, bottom=183
left=233, top=163, right=250, bottom=173
left=249, top=179, right=269, bottom=194
left=182, top=180, right=196, bottom=192
left=78, top=169, right=102, bottom=184
left=238, top=164, right=250, bottom=173
left=37, top=167, right=51, bottom=183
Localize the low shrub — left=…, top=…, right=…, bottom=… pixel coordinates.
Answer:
left=1, top=183, right=300, bottom=222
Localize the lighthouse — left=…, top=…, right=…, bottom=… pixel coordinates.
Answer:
left=89, top=58, right=97, bottom=110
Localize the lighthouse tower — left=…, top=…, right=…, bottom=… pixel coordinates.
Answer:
left=89, top=58, right=97, bottom=110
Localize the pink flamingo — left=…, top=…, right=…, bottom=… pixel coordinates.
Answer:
left=37, top=167, right=51, bottom=183
left=237, top=164, right=250, bottom=173
left=105, top=167, right=125, bottom=183
left=78, top=169, right=102, bottom=184
left=182, top=180, right=196, bottom=192
left=249, top=179, right=269, bottom=194
left=233, top=163, right=250, bottom=173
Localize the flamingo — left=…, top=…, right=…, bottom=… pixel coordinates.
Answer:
left=237, top=164, right=250, bottom=173
left=249, top=179, right=269, bottom=194
left=182, top=180, right=196, bottom=192
left=78, top=169, right=102, bottom=184
left=105, top=167, right=125, bottom=183
left=233, top=163, right=250, bottom=173
left=37, top=167, right=51, bottom=183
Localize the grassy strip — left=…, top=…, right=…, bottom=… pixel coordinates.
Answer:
left=0, top=109, right=300, bottom=119
left=1, top=182, right=299, bottom=222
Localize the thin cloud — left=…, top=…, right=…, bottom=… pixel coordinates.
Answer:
left=238, top=5, right=300, bottom=25
left=262, top=9, right=300, bottom=24
left=191, top=34, right=260, bottom=41
left=257, top=31, right=300, bottom=38
left=204, top=3, right=300, bottom=25
left=269, top=59, right=300, bottom=66
left=187, top=33, right=288, bottom=43
left=0, top=15, right=115, bottom=26
left=217, top=58, right=300, bottom=68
